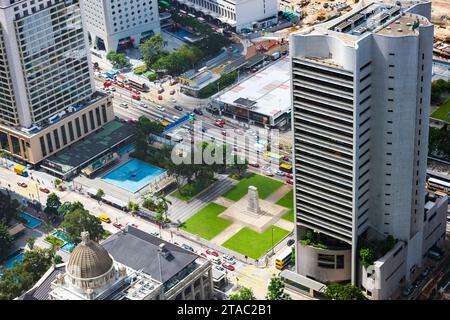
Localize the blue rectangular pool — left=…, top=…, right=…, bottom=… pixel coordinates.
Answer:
left=101, top=159, right=166, bottom=193
left=17, top=212, right=43, bottom=229
left=2, top=251, right=24, bottom=269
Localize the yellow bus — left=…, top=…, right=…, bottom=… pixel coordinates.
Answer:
left=427, top=178, right=450, bottom=196
left=275, top=247, right=293, bottom=270
left=263, top=152, right=283, bottom=162
left=279, top=163, right=292, bottom=173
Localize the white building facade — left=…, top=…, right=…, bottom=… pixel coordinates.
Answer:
left=81, top=0, right=161, bottom=52
left=173, top=0, right=278, bottom=32
left=286, top=0, right=446, bottom=299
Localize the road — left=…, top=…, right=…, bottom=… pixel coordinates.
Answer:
left=0, top=164, right=290, bottom=299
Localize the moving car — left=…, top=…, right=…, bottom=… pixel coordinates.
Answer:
left=158, top=95, right=163, bottom=100
left=169, top=89, right=175, bottom=95
left=193, top=108, right=203, bottom=115
left=214, top=120, right=224, bottom=128
left=156, top=105, right=165, bottom=111
left=173, top=116, right=180, bottom=121
left=174, top=105, right=183, bottom=111
left=285, top=173, right=293, bottom=179
left=120, top=102, right=128, bottom=108
left=17, top=182, right=27, bottom=188
left=264, top=171, right=274, bottom=177
left=39, top=187, right=50, bottom=193
left=157, top=88, right=164, bottom=94
left=170, top=98, right=177, bottom=103
left=113, top=223, right=124, bottom=230
left=282, top=156, right=289, bottom=161
left=222, top=262, right=235, bottom=271
left=99, top=214, right=111, bottom=223
left=249, top=162, right=260, bottom=168
left=286, top=179, right=293, bottom=185
left=140, top=103, right=148, bottom=108
left=206, top=249, right=219, bottom=257
left=275, top=170, right=285, bottom=176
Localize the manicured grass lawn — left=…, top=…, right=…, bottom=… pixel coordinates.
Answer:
left=431, top=99, right=450, bottom=123
left=222, top=226, right=290, bottom=259
left=181, top=203, right=231, bottom=240
left=223, top=173, right=283, bottom=201
left=276, top=190, right=294, bottom=222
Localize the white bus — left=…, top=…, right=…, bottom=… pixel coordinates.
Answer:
left=427, top=177, right=450, bottom=196
left=275, top=247, right=293, bottom=270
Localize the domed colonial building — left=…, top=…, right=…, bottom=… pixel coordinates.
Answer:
left=19, top=227, right=214, bottom=300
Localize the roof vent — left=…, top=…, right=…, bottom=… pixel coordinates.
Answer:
left=386, top=26, right=391, bottom=30
left=406, top=22, right=412, bottom=26
left=395, top=20, right=400, bottom=24
left=397, top=28, right=403, bottom=32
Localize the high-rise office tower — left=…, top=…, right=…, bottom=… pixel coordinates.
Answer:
left=82, top=0, right=161, bottom=52
left=0, top=0, right=114, bottom=164
left=284, top=0, right=448, bottom=299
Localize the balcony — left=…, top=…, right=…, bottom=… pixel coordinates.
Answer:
left=294, top=131, right=353, bottom=155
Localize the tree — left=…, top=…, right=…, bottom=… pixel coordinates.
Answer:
left=229, top=287, right=256, bottom=300
left=61, top=207, right=104, bottom=243
left=266, top=275, right=291, bottom=300
left=53, top=178, right=62, bottom=186
left=57, top=201, right=84, bottom=216
left=140, top=34, right=167, bottom=67
left=359, top=247, right=375, bottom=268
left=106, top=51, right=128, bottom=69
left=0, top=192, right=20, bottom=224
left=324, top=283, right=366, bottom=300
left=127, top=201, right=139, bottom=217
left=0, top=151, right=8, bottom=167
left=44, top=193, right=61, bottom=216
left=0, top=247, right=55, bottom=300
left=26, top=237, right=35, bottom=250
left=230, top=154, right=248, bottom=178
left=155, top=193, right=172, bottom=223
left=96, top=188, right=105, bottom=200
left=0, top=222, right=13, bottom=259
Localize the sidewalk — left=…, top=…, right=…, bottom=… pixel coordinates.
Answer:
left=265, top=184, right=292, bottom=203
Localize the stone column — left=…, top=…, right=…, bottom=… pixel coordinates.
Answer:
left=191, top=283, right=196, bottom=300
left=199, top=276, right=205, bottom=300
left=247, top=186, right=260, bottom=214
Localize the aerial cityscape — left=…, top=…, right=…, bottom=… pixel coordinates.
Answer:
left=0, top=0, right=449, bottom=305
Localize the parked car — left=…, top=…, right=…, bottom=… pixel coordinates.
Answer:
left=158, top=95, right=163, bottom=100
left=206, top=249, right=219, bottom=257
left=140, top=103, right=148, bottom=108
left=249, top=162, right=260, bottom=168
left=222, top=262, right=235, bottom=271
left=120, top=102, right=128, bottom=108
left=264, top=171, right=274, bottom=177
left=286, top=179, right=293, bottom=185
left=17, top=182, right=27, bottom=188
left=210, top=257, right=221, bottom=265
left=174, top=105, right=183, bottom=111
left=169, top=89, right=176, bottom=95
left=222, top=255, right=236, bottom=264
left=181, top=244, right=194, bottom=252
left=214, top=265, right=226, bottom=272
left=193, top=108, right=203, bottom=115
left=157, top=88, right=164, bottom=94
left=39, top=187, right=50, bottom=193
left=282, top=156, right=290, bottom=161
left=285, top=173, right=293, bottom=179
left=287, top=239, right=295, bottom=246
left=201, top=127, right=208, bottom=133
left=200, top=253, right=208, bottom=258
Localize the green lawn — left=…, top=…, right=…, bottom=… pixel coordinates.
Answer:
left=223, top=173, right=283, bottom=201
left=180, top=203, right=231, bottom=240
left=222, top=226, right=290, bottom=259
left=276, top=190, right=294, bottom=222
left=431, top=99, right=450, bottom=123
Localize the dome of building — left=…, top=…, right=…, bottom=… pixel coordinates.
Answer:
left=66, top=231, right=114, bottom=280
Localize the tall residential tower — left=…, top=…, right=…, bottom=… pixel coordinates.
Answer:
left=283, top=0, right=448, bottom=299
left=0, top=0, right=114, bottom=164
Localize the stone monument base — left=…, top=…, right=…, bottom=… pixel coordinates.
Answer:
left=219, top=194, right=288, bottom=233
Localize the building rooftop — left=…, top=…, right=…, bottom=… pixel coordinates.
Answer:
left=215, top=56, right=292, bottom=119
left=41, top=120, right=134, bottom=175
left=102, top=226, right=200, bottom=284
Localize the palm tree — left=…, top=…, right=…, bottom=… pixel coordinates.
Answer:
left=155, top=193, right=172, bottom=224
left=127, top=201, right=139, bottom=217
left=96, top=189, right=105, bottom=203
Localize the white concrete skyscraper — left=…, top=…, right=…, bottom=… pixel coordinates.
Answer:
left=0, top=0, right=114, bottom=164
left=283, top=0, right=448, bottom=300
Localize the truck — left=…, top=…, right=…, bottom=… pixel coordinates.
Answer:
left=271, top=52, right=281, bottom=61
left=131, top=93, right=140, bottom=101
left=14, top=165, right=28, bottom=177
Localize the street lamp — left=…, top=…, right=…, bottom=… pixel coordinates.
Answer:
left=271, top=227, right=274, bottom=254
